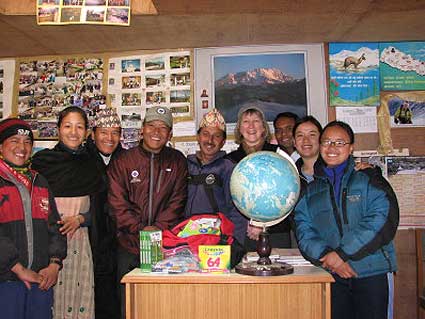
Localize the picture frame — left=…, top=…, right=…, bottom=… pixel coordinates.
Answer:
left=194, top=44, right=328, bottom=132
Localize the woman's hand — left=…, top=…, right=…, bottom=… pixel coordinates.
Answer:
left=247, top=224, right=263, bottom=240
left=38, top=263, right=60, bottom=291
left=58, top=215, right=83, bottom=238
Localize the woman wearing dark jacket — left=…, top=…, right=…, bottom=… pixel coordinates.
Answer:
left=32, top=107, right=102, bottom=319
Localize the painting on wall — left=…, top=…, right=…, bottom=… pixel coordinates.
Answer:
left=329, top=42, right=380, bottom=107
left=194, top=44, right=328, bottom=132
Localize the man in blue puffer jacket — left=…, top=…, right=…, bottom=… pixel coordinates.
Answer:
left=294, top=121, right=399, bottom=319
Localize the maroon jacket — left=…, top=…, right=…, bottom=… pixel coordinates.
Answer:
left=107, top=144, right=188, bottom=255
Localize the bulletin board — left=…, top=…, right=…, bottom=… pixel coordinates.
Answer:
left=13, top=53, right=107, bottom=139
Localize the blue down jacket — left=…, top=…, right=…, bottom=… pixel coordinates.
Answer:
left=185, top=151, right=247, bottom=244
left=294, top=156, right=399, bottom=278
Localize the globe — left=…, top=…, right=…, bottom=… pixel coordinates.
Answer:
left=230, top=151, right=300, bottom=226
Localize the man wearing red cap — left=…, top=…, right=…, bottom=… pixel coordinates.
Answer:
left=0, top=118, right=67, bottom=319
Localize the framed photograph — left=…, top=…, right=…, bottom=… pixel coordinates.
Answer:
left=381, top=91, right=425, bottom=127
left=194, top=44, right=328, bottom=132
left=121, top=59, right=141, bottom=73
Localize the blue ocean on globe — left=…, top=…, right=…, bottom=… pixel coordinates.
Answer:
left=230, top=151, right=300, bottom=223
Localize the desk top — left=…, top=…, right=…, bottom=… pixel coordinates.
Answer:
left=122, top=249, right=333, bottom=284
left=122, top=264, right=333, bottom=284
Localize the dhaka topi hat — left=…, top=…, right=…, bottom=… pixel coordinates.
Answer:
left=199, top=109, right=226, bottom=131
left=144, top=106, right=173, bottom=129
left=94, top=108, right=121, bottom=128
left=0, top=118, right=34, bottom=144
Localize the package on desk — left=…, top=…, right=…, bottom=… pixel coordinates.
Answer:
left=140, top=230, right=163, bottom=272
left=198, top=245, right=230, bottom=273
left=152, top=247, right=200, bottom=274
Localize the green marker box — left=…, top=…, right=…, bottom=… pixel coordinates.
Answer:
left=140, top=230, right=163, bottom=272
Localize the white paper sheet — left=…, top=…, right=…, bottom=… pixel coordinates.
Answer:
left=335, top=106, right=377, bottom=133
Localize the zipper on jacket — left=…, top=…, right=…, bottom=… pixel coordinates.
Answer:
left=156, top=170, right=163, bottom=193
left=328, top=181, right=344, bottom=238
left=342, top=188, right=348, bottom=224
left=148, top=153, right=154, bottom=226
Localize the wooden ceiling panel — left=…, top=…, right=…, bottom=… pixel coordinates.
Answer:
left=0, top=0, right=424, bottom=58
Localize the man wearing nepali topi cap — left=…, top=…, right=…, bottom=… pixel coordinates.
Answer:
left=86, top=108, right=123, bottom=319
left=184, top=108, right=248, bottom=245
left=107, top=106, right=188, bottom=319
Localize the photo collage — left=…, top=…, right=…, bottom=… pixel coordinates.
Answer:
left=108, top=51, right=192, bottom=148
left=18, top=57, right=104, bottom=139
left=37, top=0, right=130, bottom=26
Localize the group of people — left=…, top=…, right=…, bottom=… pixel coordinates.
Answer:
left=0, top=103, right=398, bottom=319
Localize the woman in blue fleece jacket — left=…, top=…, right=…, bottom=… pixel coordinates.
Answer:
left=294, top=121, right=399, bottom=319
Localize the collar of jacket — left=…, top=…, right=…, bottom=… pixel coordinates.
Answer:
left=138, top=140, right=169, bottom=157
left=314, top=155, right=355, bottom=180
left=188, top=150, right=226, bottom=166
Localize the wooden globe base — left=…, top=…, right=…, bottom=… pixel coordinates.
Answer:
left=235, top=260, right=294, bottom=276
left=235, top=230, right=294, bottom=276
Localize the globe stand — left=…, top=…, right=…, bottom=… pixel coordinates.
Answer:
left=235, top=229, right=294, bottom=276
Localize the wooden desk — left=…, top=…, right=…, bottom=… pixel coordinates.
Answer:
left=122, top=265, right=333, bottom=319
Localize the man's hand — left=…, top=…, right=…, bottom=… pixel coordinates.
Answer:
left=320, top=251, right=357, bottom=278
left=247, top=224, right=262, bottom=240
left=320, top=251, right=344, bottom=270
left=58, top=215, right=82, bottom=238
left=11, top=262, right=42, bottom=290
left=333, top=262, right=357, bottom=279
left=38, top=263, right=60, bottom=291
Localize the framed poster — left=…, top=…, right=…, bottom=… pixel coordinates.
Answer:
left=194, top=44, right=327, bottom=133
left=329, top=42, right=380, bottom=107
left=380, top=41, right=425, bottom=91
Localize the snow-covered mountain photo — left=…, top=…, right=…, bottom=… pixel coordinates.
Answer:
left=213, top=54, right=307, bottom=123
